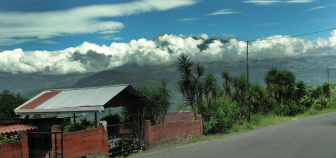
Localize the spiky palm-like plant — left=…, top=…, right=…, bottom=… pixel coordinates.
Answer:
left=221, top=71, right=232, bottom=98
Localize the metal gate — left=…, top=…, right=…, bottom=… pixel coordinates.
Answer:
left=28, top=132, right=63, bottom=158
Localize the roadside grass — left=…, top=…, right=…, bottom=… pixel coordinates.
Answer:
left=129, top=107, right=336, bottom=157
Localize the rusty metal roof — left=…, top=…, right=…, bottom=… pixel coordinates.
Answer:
left=15, top=84, right=149, bottom=115
left=0, top=124, right=38, bottom=134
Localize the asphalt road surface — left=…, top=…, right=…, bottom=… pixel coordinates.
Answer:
left=137, top=112, right=336, bottom=158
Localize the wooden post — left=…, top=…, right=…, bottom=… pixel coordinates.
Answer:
left=73, top=113, right=76, bottom=124
left=328, top=66, right=331, bottom=108
left=247, top=41, right=250, bottom=122
left=137, top=105, right=141, bottom=150
left=95, top=112, right=98, bottom=128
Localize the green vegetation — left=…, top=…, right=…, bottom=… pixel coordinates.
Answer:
left=0, top=134, right=18, bottom=144
left=136, top=107, right=336, bottom=156
left=63, top=118, right=96, bottom=133
left=175, top=54, right=336, bottom=135
left=0, top=90, right=27, bottom=119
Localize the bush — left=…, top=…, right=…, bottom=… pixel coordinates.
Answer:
left=275, top=102, right=305, bottom=116
left=63, top=123, right=85, bottom=133
left=100, top=114, right=121, bottom=125
left=63, top=119, right=96, bottom=133
left=202, top=98, right=240, bottom=134
left=0, top=134, right=18, bottom=144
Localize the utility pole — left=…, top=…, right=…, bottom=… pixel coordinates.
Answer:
left=328, top=66, right=331, bottom=108
left=247, top=41, right=250, bottom=122
left=247, top=41, right=249, bottom=85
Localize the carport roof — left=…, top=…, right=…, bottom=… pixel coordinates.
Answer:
left=14, top=84, right=149, bottom=115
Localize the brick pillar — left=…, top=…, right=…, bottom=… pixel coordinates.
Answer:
left=51, top=125, right=62, bottom=158
left=197, top=115, right=203, bottom=135
left=98, top=121, right=109, bottom=157
left=144, top=120, right=151, bottom=149
left=20, top=130, right=29, bottom=158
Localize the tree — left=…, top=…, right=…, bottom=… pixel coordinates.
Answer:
left=176, top=53, right=204, bottom=119
left=157, top=79, right=171, bottom=124
left=221, top=70, right=232, bottom=98
left=195, top=63, right=205, bottom=115
left=265, top=67, right=296, bottom=106
left=249, top=82, right=266, bottom=113
left=232, top=73, right=249, bottom=117
left=295, top=80, right=307, bottom=103
left=204, top=73, right=218, bottom=104
left=0, top=90, right=27, bottom=119
left=322, top=83, right=331, bottom=108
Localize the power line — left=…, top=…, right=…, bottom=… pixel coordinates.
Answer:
left=249, top=27, right=336, bottom=42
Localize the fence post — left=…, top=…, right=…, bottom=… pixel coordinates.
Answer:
left=144, top=120, right=151, bottom=149
left=19, top=130, right=29, bottom=158
left=51, top=125, right=62, bottom=158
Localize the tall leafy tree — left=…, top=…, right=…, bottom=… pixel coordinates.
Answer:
left=265, top=67, right=295, bottom=106
left=176, top=54, right=204, bottom=118
left=221, top=70, right=232, bottom=98
left=0, top=90, right=27, bottom=119
left=204, top=73, right=218, bottom=104
left=295, top=80, right=307, bottom=102
left=195, top=63, right=205, bottom=114
left=157, top=79, right=171, bottom=124
left=249, top=82, right=266, bottom=113
left=232, top=73, right=249, bottom=117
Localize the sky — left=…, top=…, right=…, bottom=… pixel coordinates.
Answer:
left=0, top=0, right=336, bottom=75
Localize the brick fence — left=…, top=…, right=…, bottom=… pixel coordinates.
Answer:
left=144, top=114, right=203, bottom=148
left=0, top=121, right=108, bottom=158
left=51, top=121, right=109, bottom=158
left=0, top=141, right=23, bottom=158
left=0, top=130, right=28, bottom=158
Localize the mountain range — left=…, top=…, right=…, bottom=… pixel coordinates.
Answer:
left=1, top=55, right=335, bottom=111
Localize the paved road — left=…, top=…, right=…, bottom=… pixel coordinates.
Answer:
left=137, top=112, right=336, bottom=158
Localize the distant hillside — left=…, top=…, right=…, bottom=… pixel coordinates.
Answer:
left=71, top=69, right=162, bottom=88
left=6, top=55, right=336, bottom=109
left=0, top=72, right=91, bottom=97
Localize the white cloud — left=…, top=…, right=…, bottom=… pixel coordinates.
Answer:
left=177, top=18, right=202, bottom=21
left=242, top=0, right=313, bottom=5
left=208, top=9, right=240, bottom=16
left=0, top=0, right=197, bottom=46
left=1, top=30, right=336, bottom=74
left=306, top=6, right=327, bottom=11
left=242, top=0, right=282, bottom=5
left=287, top=0, right=314, bottom=3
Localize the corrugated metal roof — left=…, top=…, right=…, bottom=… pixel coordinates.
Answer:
left=20, top=90, right=61, bottom=109
left=14, top=84, right=150, bottom=115
left=37, top=85, right=127, bottom=109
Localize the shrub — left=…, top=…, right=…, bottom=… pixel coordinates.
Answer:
left=63, top=123, right=85, bottom=133
left=100, top=114, right=121, bottom=125
left=202, top=98, right=240, bottom=134
left=275, top=102, right=305, bottom=116
left=0, top=134, right=18, bottom=144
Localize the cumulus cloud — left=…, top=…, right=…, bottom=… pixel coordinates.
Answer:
left=0, top=0, right=197, bottom=46
left=1, top=30, right=336, bottom=74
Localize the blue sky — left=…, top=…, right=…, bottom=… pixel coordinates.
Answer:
left=0, top=0, right=335, bottom=51
left=0, top=0, right=336, bottom=74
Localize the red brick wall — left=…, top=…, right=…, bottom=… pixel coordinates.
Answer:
left=0, top=141, right=22, bottom=158
left=0, top=130, right=28, bottom=158
left=145, top=114, right=203, bottom=148
left=162, top=111, right=194, bottom=124
left=51, top=122, right=109, bottom=158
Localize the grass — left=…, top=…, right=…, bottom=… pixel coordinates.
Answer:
left=128, top=107, right=336, bottom=157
